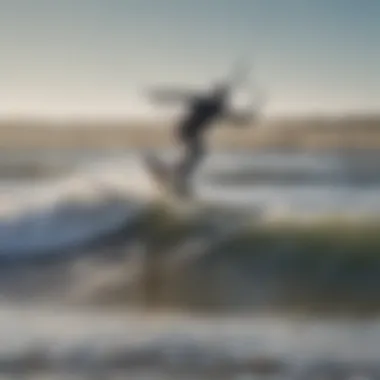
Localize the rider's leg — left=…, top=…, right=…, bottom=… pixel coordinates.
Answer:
left=175, top=136, right=205, bottom=196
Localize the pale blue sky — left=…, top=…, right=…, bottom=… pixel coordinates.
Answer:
left=0, top=0, right=379, bottom=117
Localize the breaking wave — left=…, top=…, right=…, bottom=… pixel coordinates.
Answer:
left=0, top=158, right=159, bottom=258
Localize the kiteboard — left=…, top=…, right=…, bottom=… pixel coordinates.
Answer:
left=142, top=152, right=193, bottom=200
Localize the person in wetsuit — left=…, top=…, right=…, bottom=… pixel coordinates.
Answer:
left=174, top=82, right=249, bottom=196
left=147, top=64, right=261, bottom=197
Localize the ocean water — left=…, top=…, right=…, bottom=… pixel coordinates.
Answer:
left=0, top=305, right=379, bottom=378
left=1, top=148, right=380, bottom=255
left=0, top=149, right=380, bottom=378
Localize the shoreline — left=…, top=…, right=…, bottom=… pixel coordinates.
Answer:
left=1, top=116, right=380, bottom=150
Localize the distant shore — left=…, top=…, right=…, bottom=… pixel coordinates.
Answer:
left=0, top=115, right=380, bottom=150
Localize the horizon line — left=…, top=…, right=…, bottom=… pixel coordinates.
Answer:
left=0, top=111, right=380, bottom=124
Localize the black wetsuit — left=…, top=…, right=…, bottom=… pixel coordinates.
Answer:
left=175, top=95, right=225, bottom=194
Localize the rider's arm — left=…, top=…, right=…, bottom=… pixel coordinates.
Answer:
left=225, top=86, right=265, bottom=126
